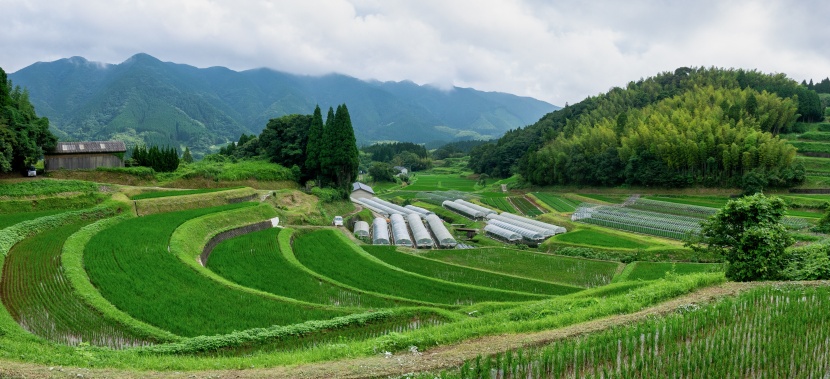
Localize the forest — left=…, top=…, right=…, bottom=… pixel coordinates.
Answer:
left=470, top=67, right=825, bottom=191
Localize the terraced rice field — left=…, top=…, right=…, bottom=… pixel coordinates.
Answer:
left=0, top=222, right=153, bottom=347
left=129, top=186, right=244, bottom=200
left=420, top=248, right=621, bottom=288
left=293, top=230, right=546, bottom=305
left=479, top=197, right=516, bottom=213
left=405, top=174, right=478, bottom=191
left=532, top=193, right=579, bottom=212
left=509, top=196, right=544, bottom=216
left=618, top=261, right=724, bottom=281
left=84, top=203, right=350, bottom=337
left=363, top=246, right=581, bottom=296
left=551, top=229, right=649, bottom=249
left=0, top=210, right=65, bottom=229
left=207, top=228, right=401, bottom=308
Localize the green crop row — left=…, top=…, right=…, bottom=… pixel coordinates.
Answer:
left=0, top=209, right=65, bottom=230
left=84, top=203, right=350, bottom=337
left=421, top=248, right=621, bottom=288
left=790, top=140, right=830, bottom=154
left=0, top=192, right=110, bottom=214
left=0, top=202, right=122, bottom=254
left=129, top=186, right=244, bottom=200
left=0, top=179, right=99, bottom=197
left=363, top=246, right=581, bottom=296
left=133, top=187, right=258, bottom=215
left=509, top=196, right=543, bottom=216
left=615, top=261, right=724, bottom=282
left=531, top=193, right=578, bottom=212
left=293, top=230, right=546, bottom=306
left=1, top=221, right=154, bottom=348
left=207, top=228, right=401, bottom=308
left=423, top=284, right=830, bottom=378
left=479, top=197, right=515, bottom=213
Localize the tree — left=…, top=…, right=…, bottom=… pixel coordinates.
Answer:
left=0, top=67, right=57, bottom=173
left=368, top=162, right=395, bottom=182
left=258, top=114, right=312, bottom=170
left=304, top=105, right=325, bottom=183
left=181, top=147, right=194, bottom=163
left=687, top=193, right=793, bottom=281
left=320, top=104, right=359, bottom=197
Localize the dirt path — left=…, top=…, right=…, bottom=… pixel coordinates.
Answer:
left=0, top=281, right=784, bottom=379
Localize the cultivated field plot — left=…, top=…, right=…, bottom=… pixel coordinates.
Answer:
left=573, top=204, right=701, bottom=239
left=627, top=197, right=716, bottom=218
left=0, top=209, right=65, bottom=229
left=420, top=248, right=621, bottom=288
left=509, top=196, right=544, bottom=216
left=790, top=140, right=830, bottom=155
left=405, top=174, right=478, bottom=191
left=551, top=229, right=649, bottom=249
left=129, top=186, right=243, bottom=200
left=293, top=230, right=546, bottom=305
left=207, top=228, right=401, bottom=308
left=85, top=203, right=350, bottom=337
left=427, top=285, right=830, bottom=378
left=532, top=193, right=579, bottom=212
left=479, top=197, right=516, bottom=213
left=363, top=246, right=581, bottom=296
left=0, top=179, right=98, bottom=197
left=618, top=261, right=724, bottom=281
left=0, top=222, right=152, bottom=347
left=416, top=190, right=476, bottom=206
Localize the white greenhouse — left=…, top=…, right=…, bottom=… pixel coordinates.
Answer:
left=455, top=199, right=497, bottom=216
left=484, top=223, right=522, bottom=242
left=488, top=219, right=545, bottom=241
left=407, top=213, right=434, bottom=248
left=404, top=204, right=433, bottom=217
left=390, top=214, right=413, bottom=247
left=500, top=212, right=566, bottom=235
left=357, top=198, right=392, bottom=216
left=486, top=214, right=554, bottom=237
left=442, top=200, right=485, bottom=219
left=353, top=221, right=370, bottom=238
left=426, top=214, right=457, bottom=248
left=372, top=217, right=390, bottom=245
left=372, top=198, right=418, bottom=217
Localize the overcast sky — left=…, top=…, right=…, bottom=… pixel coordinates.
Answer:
left=2, top=0, right=829, bottom=106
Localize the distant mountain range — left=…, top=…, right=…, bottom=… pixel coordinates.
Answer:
left=9, top=53, right=558, bottom=158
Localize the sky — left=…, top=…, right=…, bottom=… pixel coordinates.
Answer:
left=2, top=0, right=829, bottom=106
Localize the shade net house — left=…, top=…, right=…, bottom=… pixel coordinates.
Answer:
left=426, top=214, right=457, bottom=248
left=454, top=199, right=497, bottom=216
left=484, top=223, right=522, bottom=242
left=390, top=214, right=413, bottom=247
left=442, top=200, right=484, bottom=219
left=500, top=212, right=566, bottom=235
left=372, top=217, right=390, bottom=245
left=353, top=221, right=370, bottom=238
left=45, top=141, right=126, bottom=171
left=406, top=213, right=434, bottom=248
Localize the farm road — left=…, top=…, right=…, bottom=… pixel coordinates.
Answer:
left=0, top=281, right=824, bottom=379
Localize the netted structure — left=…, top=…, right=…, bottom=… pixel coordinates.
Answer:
left=500, top=212, right=566, bottom=235
left=390, top=214, right=413, bottom=247
left=455, top=199, right=497, bottom=216
left=426, top=214, right=457, bottom=248
left=486, top=214, right=556, bottom=237
left=488, top=219, right=545, bottom=241
left=353, top=221, right=370, bottom=238
left=372, top=217, right=390, bottom=245
left=484, top=223, right=522, bottom=242
left=442, top=200, right=485, bottom=219
left=406, top=213, right=434, bottom=248
left=418, top=191, right=476, bottom=206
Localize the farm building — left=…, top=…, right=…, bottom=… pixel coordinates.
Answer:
left=393, top=166, right=408, bottom=176
left=454, top=199, right=496, bottom=216
left=426, top=214, right=457, bottom=248
left=353, top=221, right=370, bottom=238
left=486, top=214, right=555, bottom=237
left=406, top=213, right=434, bottom=248
left=484, top=224, right=522, bottom=242
left=351, top=182, right=375, bottom=200
left=488, top=219, right=545, bottom=241
left=500, top=212, right=567, bottom=235
left=44, top=141, right=126, bottom=171
left=372, top=217, right=390, bottom=245
left=442, top=200, right=484, bottom=219
left=390, top=214, right=413, bottom=247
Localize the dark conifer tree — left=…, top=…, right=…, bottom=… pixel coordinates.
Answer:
left=304, top=105, right=324, bottom=183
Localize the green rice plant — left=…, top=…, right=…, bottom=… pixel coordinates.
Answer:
left=133, top=187, right=258, bottom=215
left=551, top=229, right=649, bottom=249
left=421, top=248, right=621, bottom=288
left=799, top=131, right=830, bottom=141
left=293, top=230, right=546, bottom=305
left=363, top=246, right=582, bottom=296
left=479, top=197, right=516, bottom=213
left=790, top=140, right=830, bottom=154
left=405, top=173, right=478, bottom=191
left=129, top=186, right=244, bottom=200
left=616, top=261, right=724, bottom=281
left=0, top=209, right=65, bottom=229
left=84, top=203, right=351, bottom=337
left=0, top=192, right=109, bottom=214
left=532, top=193, right=579, bottom=212
left=0, top=179, right=98, bottom=197
left=0, top=221, right=156, bottom=347
left=424, top=284, right=830, bottom=379
left=509, top=196, right=544, bottom=216
left=207, top=228, right=403, bottom=308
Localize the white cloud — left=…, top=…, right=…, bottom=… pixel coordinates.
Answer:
left=1, top=0, right=829, bottom=105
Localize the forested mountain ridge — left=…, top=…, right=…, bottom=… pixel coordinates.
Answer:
left=8, top=54, right=557, bottom=158
left=470, top=67, right=824, bottom=191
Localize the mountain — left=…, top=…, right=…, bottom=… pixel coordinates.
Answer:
left=9, top=53, right=558, bottom=158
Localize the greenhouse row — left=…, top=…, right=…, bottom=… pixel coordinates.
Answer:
left=353, top=212, right=440, bottom=248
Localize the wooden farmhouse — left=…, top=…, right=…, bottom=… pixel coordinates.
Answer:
left=45, top=141, right=127, bottom=171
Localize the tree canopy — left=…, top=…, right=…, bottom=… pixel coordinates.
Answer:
left=0, top=67, right=57, bottom=173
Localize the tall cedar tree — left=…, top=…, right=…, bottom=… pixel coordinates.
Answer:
left=0, top=67, right=57, bottom=173
left=320, top=104, right=359, bottom=197
left=304, top=105, right=325, bottom=183
left=130, top=145, right=179, bottom=172
left=319, top=107, right=337, bottom=185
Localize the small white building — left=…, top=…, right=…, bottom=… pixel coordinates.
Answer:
left=393, top=166, right=408, bottom=176
left=351, top=182, right=375, bottom=200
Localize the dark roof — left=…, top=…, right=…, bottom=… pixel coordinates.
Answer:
left=50, top=141, right=127, bottom=154
left=352, top=182, right=375, bottom=194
